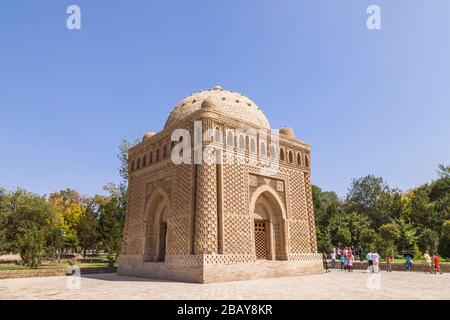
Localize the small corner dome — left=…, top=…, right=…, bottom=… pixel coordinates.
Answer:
left=201, top=98, right=216, bottom=109
left=279, top=127, right=295, bottom=138
left=143, top=131, right=156, bottom=141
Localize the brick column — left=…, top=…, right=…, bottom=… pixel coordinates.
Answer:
left=194, top=155, right=218, bottom=254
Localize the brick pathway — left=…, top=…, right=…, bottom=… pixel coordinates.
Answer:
left=0, top=269, right=448, bottom=300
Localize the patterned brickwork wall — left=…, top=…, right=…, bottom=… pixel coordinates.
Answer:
left=286, top=170, right=308, bottom=221
left=221, top=163, right=255, bottom=256
left=223, top=214, right=253, bottom=255
left=167, top=215, right=190, bottom=255
left=288, top=220, right=312, bottom=254
left=304, top=172, right=317, bottom=252
left=172, top=164, right=192, bottom=218
left=122, top=161, right=177, bottom=258
left=165, top=164, right=192, bottom=255
left=122, top=175, right=146, bottom=256
left=223, top=164, right=248, bottom=215
left=283, top=168, right=313, bottom=254
left=194, top=161, right=218, bottom=254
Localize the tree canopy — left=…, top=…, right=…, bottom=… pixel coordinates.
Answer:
left=314, top=164, right=450, bottom=258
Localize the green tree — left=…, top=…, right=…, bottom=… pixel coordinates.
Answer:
left=439, top=220, right=450, bottom=257
left=347, top=211, right=372, bottom=248
left=48, top=189, right=84, bottom=253
left=0, top=187, right=7, bottom=254
left=316, top=226, right=332, bottom=253
left=359, top=227, right=376, bottom=250
left=379, top=223, right=401, bottom=242
left=16, top=223, right=47, bottom=268
left=429, top=177, right=450, bottom=202
left=436, top=164, right=450, bottom=179
left=345, top=175, right=398, bottom=229
left=45, top=227, right=64, bottom=262
left=312, top=185, right=345, bottom=251
left=417, top=228, right=439, bottom=252
left=408, top=186, right=433, bottom=230
left=97, top=184, right=125, bottom=267
left=312, top=185, right=343, bottom=229
left=395, top=218, right=418, bottom=252
left=1, top=189, right=59, bottom=267
left=336, top=228, right=352, bottom=247
left=377, top=223, right=401, bottom=257
left=77, top=201, right=99, bottom=258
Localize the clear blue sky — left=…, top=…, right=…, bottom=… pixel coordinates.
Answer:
left=1, top=0, right=449, bottom=197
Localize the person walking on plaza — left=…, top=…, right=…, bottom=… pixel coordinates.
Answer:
left=331, top=250, right=336, bottom=269
left=405, top=252, right=413, bottom=271
left=340, top=253, right=346, bottom=271
left=347, top=253, right=354, bottom=272
left=424, top=250, right=432, bottom=273
left=359, top=247, right=364, bottom=262
left=366, top=250, right=373, bottom=273
left=347, top=249, right=353, bottom=271
left=371, top=250, right=380, bottom=273
left=323, top=253, right=330, bottom=273
left=433, top=252, right=443, bottom=274
left=386, top=255, right=393, bottom=272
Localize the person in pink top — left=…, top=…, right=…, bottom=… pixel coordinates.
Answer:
left=347, top=253, right=354, bottom=272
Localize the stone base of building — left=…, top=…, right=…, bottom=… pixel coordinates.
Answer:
left=117, top=253, right=323, bottom=283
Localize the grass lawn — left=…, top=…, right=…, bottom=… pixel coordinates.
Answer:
left=0, top=261, right=110, bottom=271
left=376, top=258, right=449, bottom=264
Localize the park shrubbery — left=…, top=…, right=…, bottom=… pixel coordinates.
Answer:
left=314, top=164, right=450, bottom=258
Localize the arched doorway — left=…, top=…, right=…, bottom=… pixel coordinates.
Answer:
left=250, top=185, right=288, bottom=260
left=143, top=188, right=170, bottom=262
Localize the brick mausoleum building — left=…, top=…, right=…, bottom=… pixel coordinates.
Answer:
left=118, top=86, right=323, bottom=283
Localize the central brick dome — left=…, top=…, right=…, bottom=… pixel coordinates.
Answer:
left=164, top=86, right=271, bottom=129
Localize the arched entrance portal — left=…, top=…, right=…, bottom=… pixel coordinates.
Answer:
left=250, top=185, right=288, bottom=260
left=143, top=188, right=170, bottom=262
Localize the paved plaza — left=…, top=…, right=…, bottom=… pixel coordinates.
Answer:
left=0, top=269, right=448, bottom=300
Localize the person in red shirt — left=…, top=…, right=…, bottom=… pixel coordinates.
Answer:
left=433, top=252, right=443, bottom=274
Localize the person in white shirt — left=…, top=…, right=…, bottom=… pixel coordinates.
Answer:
left=331, top=250, right=336, bottom=268
left=371, top=250, right=380, bottom=273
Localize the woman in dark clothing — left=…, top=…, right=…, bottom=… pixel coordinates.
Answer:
left=322, top=253, right=330, bottom=273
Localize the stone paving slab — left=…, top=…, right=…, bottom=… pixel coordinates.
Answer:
left=0, top=269, right=449, bottom=300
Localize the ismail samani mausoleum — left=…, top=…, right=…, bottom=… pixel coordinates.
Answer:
left=118, top=86, right=323, bottom=283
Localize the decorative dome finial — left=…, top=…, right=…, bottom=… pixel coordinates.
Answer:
left=213, top=85, right=223, bottom=91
